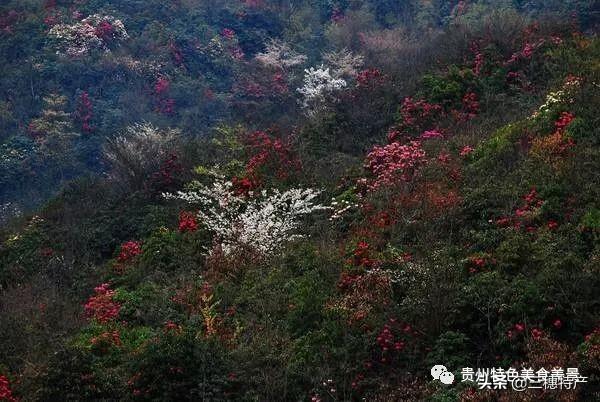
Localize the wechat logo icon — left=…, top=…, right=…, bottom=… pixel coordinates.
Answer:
left=431, top=364, right=455, bottom=385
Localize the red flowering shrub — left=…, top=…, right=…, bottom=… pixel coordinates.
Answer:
left=453, top=92, right=480, bottom=122
left=355, top=68, right=385, bottom=87
left=554, top=111, right=575, bottom=132
left=231, top=176, right=259, bottom=196
left=117, top=241, right=142, bottom=263
left=151, top=153, right=184, bottom=190
left=459, top=145, right=474, bottom=157
left=397, top=97, right=443, bottom=135
left=0, top=375, right=17, bottom=402
left=221, top=28, right=235, bottom=40
left=94, top=21, right=114, bottom=40
left=75, top=91, right=93, bottom=133
left=243, top=131, right=300, bottom=180
left=84, top=283, right=121, bottom=323
left=153, top=77, right=175, bottom=114
left=420, top=129, right=443, bottom=140
left=466, top=254, right=496, bottom=274
left=178, top=211, right=198, bottom=233
left=364, top=140, right=426, bottom=190
left=470, top=42, right=484, bottom=76
left=349, top=241, right=375, bottom=267
left=374, top=319, right=416, bottom=364
left=154, top=77, right=170, bottom=95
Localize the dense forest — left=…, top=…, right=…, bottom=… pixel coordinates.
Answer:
left=1, top=0, right=600, bottom=400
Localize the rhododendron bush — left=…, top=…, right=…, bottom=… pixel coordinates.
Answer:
left=363, top=140, right=427, bottom=190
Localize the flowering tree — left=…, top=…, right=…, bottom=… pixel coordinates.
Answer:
left=363, top=141, right=427, bottom=191
left=103, top=123, right=179, bottom=188
left=84, top=283, right=121, bottom=323
left=322, top=48, right=364, bottom=78
left=297, top=65, right=347, bottom=115
left=164, top=177, right=329, bottom=256
left=48, top=14, right=128, bottom=56
left=255, top=39, right=307, bottom=70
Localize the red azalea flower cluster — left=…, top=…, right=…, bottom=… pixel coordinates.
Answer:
left=459, top=145, right=475, bottom=157
left=178, top=211, right=198, bottom=233
left=531, top=328, right=544, bottom=340
left=375, top=319, right=415, bottom=364
left=94, top=21, right=114, bottom=40
left=495, top=188, right=564, bottom=233
left=337, top=271, right=362, bottom=291
left=0, top=375, right=17, bottom=402
left=376, top=324, right=405, bottom=355
left=75, top=91, right=93, bottom=133
left=117, top=241, right=142, bottom=263
left=152, top=153, right=184, bottom=189
left=244, top=131, right=300, bottom=180
left=453, top=92, right=480, bottom=122
left=364, top=140, right=427, bottom=190
left=555, top=111, right=575, bottom=132
left=154, top=77, right=170, bottom=95
left=153, top=77, right=175, bottom=114
left=507, top=39, right=545, bottom=64
left=221, top=28, right=235, bottom=40
left=398, top=97, right=443, bottom=132
left=350, top=241, right=375, bottom=267
left=232, top=176, right=259, bottom=196
left=420, top=129, right=444, bottom=140
left=467, top=255, right=496, bottom=274
left=355, top=68, right=384, bottom=87
left=470, top=42, right=484, bottom=75
left=506, top=322, right=526, bottom=339
left=84, top=283, right=121, bottom=323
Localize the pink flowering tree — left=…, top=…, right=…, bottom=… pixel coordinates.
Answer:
left=363, top=141, right=427, bottom=191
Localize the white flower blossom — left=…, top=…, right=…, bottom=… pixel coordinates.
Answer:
left=297, top=65, right=347, bottom=115
left=322, top=48, right=364, bottom=78
left=255, top=39, right=307, bottom=69
left=530, top=76, right=581, bottom=119
left=164, top=178, right=329, bottom=256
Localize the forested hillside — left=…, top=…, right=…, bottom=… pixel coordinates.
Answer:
left=1, top=1, right=599, bottom=400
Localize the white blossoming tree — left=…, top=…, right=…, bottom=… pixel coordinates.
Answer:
left=322, top=48, right=364, bottom=78
left=297, top=65, right=347, bottom=115
left=103, top=123, right=179, bottom=188
left=255, top=39, right=307, bottom=70
left=48, top=14, right=128, bottom=56
left=164, top=177, right=329, bottom=256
